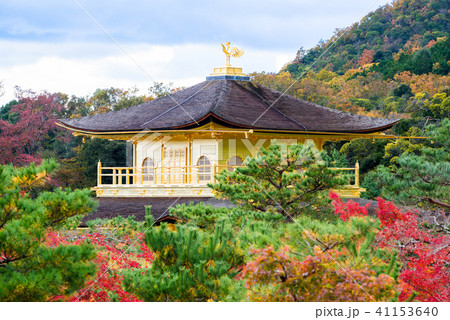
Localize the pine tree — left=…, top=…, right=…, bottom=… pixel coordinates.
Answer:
left=0, top=160, right=97, bottom=301
left=411, top=48, right=433, bottom=75
left=209, top=142, right=344, bottom=218
left=123, top=210, right=246, bottom=301
left=369, top=119, right=449, bottom=210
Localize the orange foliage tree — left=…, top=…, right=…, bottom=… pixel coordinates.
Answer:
left=358, top=49, right=375, bottom=67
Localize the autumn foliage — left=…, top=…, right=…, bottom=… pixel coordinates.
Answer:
left=1, top=157, right=448, bottom=302
left=242, top=246, right=395, bottom=302
left=0, top=93, right=63, bottom=166
left=376, top=198, right=450, bottom=301
left=240, top=191, right=449, bottom=302
left=46, top=230, right=153, bottom=302
left=331, top=192, right=450, bottom=301
left=358, top=49, right=375, bottom=67
left=329, top=191, right=369, bottom=221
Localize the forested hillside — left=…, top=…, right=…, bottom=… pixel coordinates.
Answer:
left=284, top=0, right=449, bottom=77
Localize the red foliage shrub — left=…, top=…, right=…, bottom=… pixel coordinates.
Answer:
left=329, top=190, right=369, bottom=221
left=375, top=198, right=450, bottom=302
left=46, top=230, right=153, bottom=302
left=329, top=193, right=450, bottom=301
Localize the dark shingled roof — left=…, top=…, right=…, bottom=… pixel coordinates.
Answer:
left=80, top=197, right=235, bottom=226
left=58, top=80, right=398, bottom=134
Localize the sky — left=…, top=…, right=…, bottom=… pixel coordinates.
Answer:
left=0, top=0, right=392, bottom=105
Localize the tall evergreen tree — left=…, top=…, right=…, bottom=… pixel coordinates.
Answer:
left=0, top=160, right=97, bottom=301
left=411, top=48, right=433, bottom=75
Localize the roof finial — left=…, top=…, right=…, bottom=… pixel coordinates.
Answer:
left=221, top=41, right=244, bottom=66
left=206, top=42, right=249, bottom=81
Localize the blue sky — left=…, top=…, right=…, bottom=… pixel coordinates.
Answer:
left=0, top=0, right=391, bottom=104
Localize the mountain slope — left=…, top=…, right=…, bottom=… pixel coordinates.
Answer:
left=284, top=0, right=449, bottom=77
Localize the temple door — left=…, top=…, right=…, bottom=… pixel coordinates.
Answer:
left=162, top=148, right=186, bottom=184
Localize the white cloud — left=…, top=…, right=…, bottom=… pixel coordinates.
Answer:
left=0, top=42, right=293, bottom=105
left=0, top=0, right=392, bottom=48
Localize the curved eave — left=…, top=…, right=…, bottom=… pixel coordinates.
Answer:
left=56, top=117, right=400, bottom=137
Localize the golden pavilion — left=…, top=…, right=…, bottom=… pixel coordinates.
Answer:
left=57, top=44, right=399, bottom=199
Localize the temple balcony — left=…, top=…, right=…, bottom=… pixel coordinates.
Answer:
left=93, top=161, right=365, bottom=198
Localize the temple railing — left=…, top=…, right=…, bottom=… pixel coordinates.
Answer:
left=329, top=161, right=361, bottom=188
left=97, top=161, right=242, bottom=186
left=96, top=161, right=361, bottom=188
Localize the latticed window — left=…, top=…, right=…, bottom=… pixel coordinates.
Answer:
left=142, top=157, right=154, bottom=183
left=197, top=156, right=211, bottom=182
left=163, top=149, right=186, bottom=167
left=227, top=156, right=243, bottom=171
